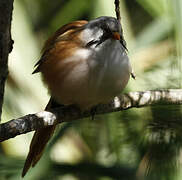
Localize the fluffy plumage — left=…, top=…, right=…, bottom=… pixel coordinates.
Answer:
left=22, top=16, right=132, bottom=177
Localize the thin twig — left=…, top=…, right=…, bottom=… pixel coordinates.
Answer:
left=114, top=0, right=121, bottom=22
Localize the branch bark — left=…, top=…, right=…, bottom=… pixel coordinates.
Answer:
left=0, top=89, right=182, bottom=142
left=115, top=0, right=121, bottom=22
left=0, top=0, right=14, bottom=122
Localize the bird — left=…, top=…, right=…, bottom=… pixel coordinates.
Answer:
left=22, top=16, right=133, bottom=177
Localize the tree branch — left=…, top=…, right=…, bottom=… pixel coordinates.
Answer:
left=115, top=0, right=121, bottom=22
left=0, top=89, right=182, bottom=142
left=0, top=0, right=14, bottom=122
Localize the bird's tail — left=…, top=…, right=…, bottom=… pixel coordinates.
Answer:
left=22, top=98, right=58, bottom=177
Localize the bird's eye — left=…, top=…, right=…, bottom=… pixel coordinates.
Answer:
left=86, top=40, right=100, bottom=47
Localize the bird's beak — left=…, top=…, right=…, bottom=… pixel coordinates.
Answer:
left=112, top=32, right=120, bottom=40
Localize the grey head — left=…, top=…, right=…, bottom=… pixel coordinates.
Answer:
left=83, top=16, right=127, bottom=50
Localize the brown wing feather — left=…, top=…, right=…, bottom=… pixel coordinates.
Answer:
left=32, top=20, right=88, bottom=74
left=22, top=20, right=88, bottom=177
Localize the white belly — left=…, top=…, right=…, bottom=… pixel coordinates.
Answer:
left=45, top=39, right=131, bottom=109
left=87, top=40, right=131, bottom=103
left=54, top=40, right=131, bottom=109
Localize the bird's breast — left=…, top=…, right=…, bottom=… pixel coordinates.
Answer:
left=87, top=40, right=131, bottom=102
left=41, top=40, right=131, bottom=109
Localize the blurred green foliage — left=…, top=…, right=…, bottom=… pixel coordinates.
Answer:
left=1, top=0, right=182, bottom=180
